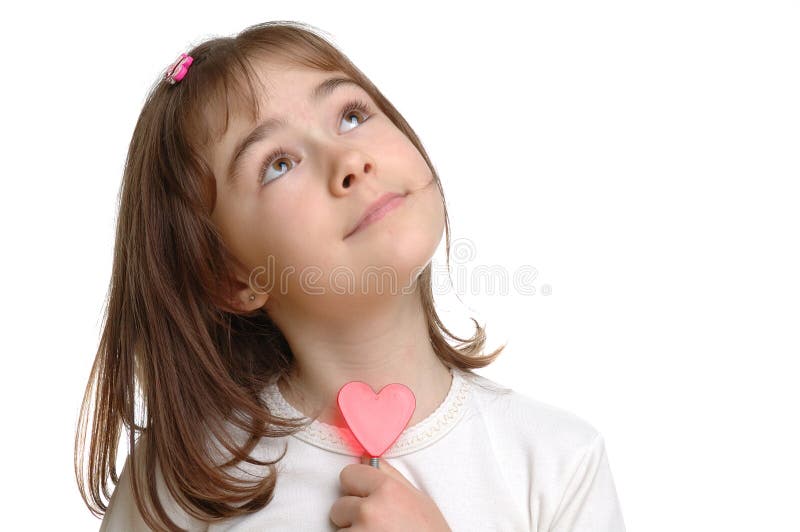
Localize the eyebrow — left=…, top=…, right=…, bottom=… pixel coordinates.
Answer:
left=225, top=77, right=365, bottom=187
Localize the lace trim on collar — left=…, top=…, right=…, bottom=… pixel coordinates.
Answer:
left=260, top=367, right=472, bottom=457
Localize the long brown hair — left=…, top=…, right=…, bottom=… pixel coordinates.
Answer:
left=75, top=20, right=506, bottom=531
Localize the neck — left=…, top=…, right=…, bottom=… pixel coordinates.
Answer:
left=272, top=290, right=453, bottom=429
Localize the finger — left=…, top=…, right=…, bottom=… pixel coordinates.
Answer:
left=339, top=462, right=383, bottom=497
left=329, top=495, right=362, bottom=529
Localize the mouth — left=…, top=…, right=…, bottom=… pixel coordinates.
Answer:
left=345, top=191, right=407, bottom=239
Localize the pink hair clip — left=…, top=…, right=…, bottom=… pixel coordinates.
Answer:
left=164, top=53, right=194, bottom=85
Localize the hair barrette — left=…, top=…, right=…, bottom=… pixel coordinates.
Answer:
left=164, top=53, right=194, bottom=85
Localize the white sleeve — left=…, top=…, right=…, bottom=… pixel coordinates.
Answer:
left=548, top=434, right=626, bottom=532
left=99, top=456, right=209, bottom=532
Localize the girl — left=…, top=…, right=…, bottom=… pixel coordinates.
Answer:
left=76, top=20, right=626, bottom=531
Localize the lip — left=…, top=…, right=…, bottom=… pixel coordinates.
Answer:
left=345, top=192, right=407, bottom=238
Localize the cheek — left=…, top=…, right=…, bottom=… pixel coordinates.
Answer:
left=252, top=203, right=337, bottom=271
left=219, top=200, right=289, bottom=275
left=380, top=131, right=430, bottom=177
left=417, top=181, right=446, bottom=235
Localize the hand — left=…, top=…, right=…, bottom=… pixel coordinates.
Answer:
left=330, top=456, right=452, bottom=532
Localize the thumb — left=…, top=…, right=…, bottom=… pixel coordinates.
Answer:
left=363, top=455, right=417, bottom=491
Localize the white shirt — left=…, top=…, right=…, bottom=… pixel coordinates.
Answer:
left=101, top=367, right=626, bottom=531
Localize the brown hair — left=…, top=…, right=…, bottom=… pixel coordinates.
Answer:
left=74, top=20, right=506, bottom=531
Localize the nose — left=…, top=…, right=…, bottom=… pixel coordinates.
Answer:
left=328, top=146, right=375, bottom=195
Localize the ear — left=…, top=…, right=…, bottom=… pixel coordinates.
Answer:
left=226, top=259, right=269, bottom=312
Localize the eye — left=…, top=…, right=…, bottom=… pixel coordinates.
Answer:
left=259, top=145, right=294, bottom=187
left=258, top=98, right=374, bottom=187
left=339, top=98, right=371, bottom=132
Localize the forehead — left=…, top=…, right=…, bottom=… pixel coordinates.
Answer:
left=254, top=57, right=338, bottom=95
left=212, top=55, right=339, bottom=137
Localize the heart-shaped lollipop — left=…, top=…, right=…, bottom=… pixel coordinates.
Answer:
left=337, top=381, right=416, bottom=458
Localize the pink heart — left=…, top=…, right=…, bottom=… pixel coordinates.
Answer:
left=337, top=381, right=416, bottom=458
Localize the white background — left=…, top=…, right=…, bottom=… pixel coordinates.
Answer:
left=1, top=1, right=798, bottom=530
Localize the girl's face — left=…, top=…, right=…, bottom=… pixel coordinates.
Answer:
left=208, top=57, right=444, bottom=316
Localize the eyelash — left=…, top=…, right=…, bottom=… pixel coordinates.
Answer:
left=258, top=98, right=373, bottom=186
